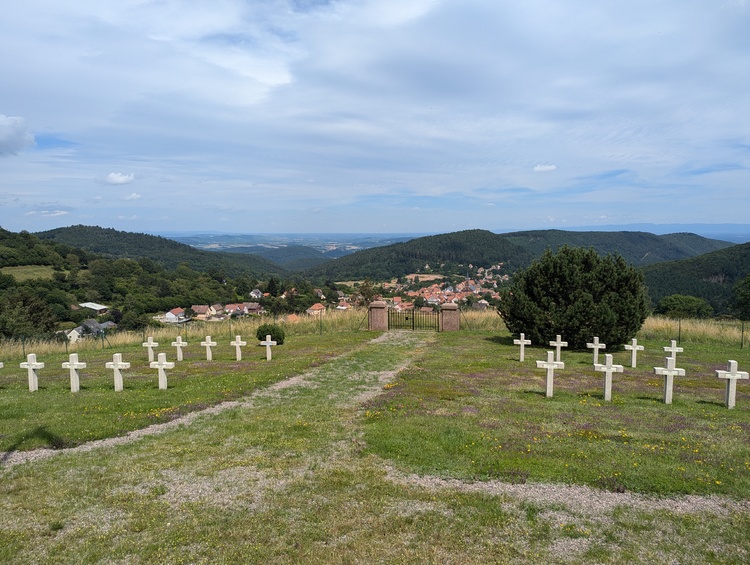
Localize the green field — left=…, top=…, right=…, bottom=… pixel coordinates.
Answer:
left=1, top=328, right=749, bottom=563
left=0, top=264, right=58, bottom=281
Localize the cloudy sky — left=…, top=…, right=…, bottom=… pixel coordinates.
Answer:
left=1, top=0, right=749, bottom=234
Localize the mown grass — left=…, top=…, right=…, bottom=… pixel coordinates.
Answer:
left=362, top=330, right=750, bottom=497
left=0, top=265, right=57, bottom=281
left=0, top=332, right=372, bottom=452
left=1, top=329, right=749, bottom=563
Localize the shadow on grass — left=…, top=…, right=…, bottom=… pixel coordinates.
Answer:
left=696, top=399, right=725, bottom=408
left=485, top=336, right=516, bottom=346
left=522, top=389, right=547, bottom=397
left=0, top=426, right=70, bottom=467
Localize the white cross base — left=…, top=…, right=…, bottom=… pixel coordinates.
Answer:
left=514, top=333, right=532, bottom=362
left=260, top=334, right=277, bottom=361
left=624, top=338, right=644, bottom=368
left=536, top=351, right=564, bottom=397
left=201, top=336, right=217, bottom=361
left=654, top=356, right=685, bottom=405
left=106, top=353, right=131, bottom=392
left=171, top=336, right=187, bottom=362
left=230, top=335, right=247, bottom=361
left=586, top=337, right=606, bottom=365
left=62, top=353, right=87, bottom=393
left=150, top=352, right=175, bottom=390
left=594, top=353, right=624, bottom=401
left=20, top=354, right=44, bottom=392
left=716, top=360, right=749, bottom=409
left=142, top=337, right=159, bottom=363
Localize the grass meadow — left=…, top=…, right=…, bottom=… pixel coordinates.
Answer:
left=1, top=311, right=749, bottom=563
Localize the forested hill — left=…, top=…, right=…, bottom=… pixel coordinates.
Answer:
left=35, top=225, right=287, bottom=278
left=304, top=228, right=732, bottom=281
left=305, top=230, right=536, bottom=280
left=0, top=228, right=70, bottom=267
left=643, top=242, right=750, bottom=313
left=500, top=230, right=732, bottom=266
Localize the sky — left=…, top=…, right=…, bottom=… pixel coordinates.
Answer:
left=1, top=0, right=750, bottom=235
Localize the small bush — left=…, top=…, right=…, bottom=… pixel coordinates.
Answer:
left=256, top=323, right=285, bottom=345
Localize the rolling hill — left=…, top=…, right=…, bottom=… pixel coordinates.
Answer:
left=304, top=228, right=733, bottom=281
left=35, top=225, right=288, bottom=278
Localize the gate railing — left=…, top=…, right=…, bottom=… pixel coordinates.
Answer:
left=388, top=309, right=439, bottom=331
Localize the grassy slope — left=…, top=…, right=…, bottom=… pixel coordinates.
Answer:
left=1, top=327, right=750, bottom=562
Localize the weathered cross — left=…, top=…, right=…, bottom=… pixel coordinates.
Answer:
left=716, top=360, right=749, bottom=409
left=654, top=356, right=685, bottom=405
left=201, top=335, right=217, bottom=361
left=230, top=335, right=247, bottom=361
left=663, top=340, right=683, bottom=361
left=586, top=337, right=606, bottom=365
left=549, top=335, right=568, bottom=362
left=171, top=336, right=187, bottom=362
left=513, top=333, right=532, bottom=362
left=536, top=350, right=564, bottom=398
left=106, top=353, right=131, bottom=392
left=594, top=353, right=624, bottom=402
left=624, top=338, right=645, bottom=368
left=142, top=336, right=159, bottom=363
left=20, top=353, right=44, bottom=392
left=150, top=352, right=175, bottom=390
left=62, top=353, right=87, bottom=393
left=260, top=334, right=277, bottom=361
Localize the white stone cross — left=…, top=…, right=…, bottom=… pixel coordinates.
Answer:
left=142, top=336, right=159, bottom=363
left=231, top=335, right=247, bottom=361
left=106, top=353, right=131, bottom=392
left=624, top=338, right=645, bottom=368
left=716, top=360, right=749, bottom=409
left=654, top=356, right=685, bottom=405
left=663, top=340, right=683, bottom=361
left=594, top=354, right=624, bottom=402
left=586, top=337, right=606, bottom=365
left=201, top=335, right=217, bottom=361
left=260, top=334, right=277, bottom=361
left=549, top=335, right=568, bottom=362
left=150, top=352, right=175, bottom=390
left=513, top=333, right=532, bottom=362
left=536, top=350, right=564, bottom=398
left=171, top=336, right=187, bottom=362
left=62, top=353, right=87, bottom=393
left=20, top=354, right=44, bottom=392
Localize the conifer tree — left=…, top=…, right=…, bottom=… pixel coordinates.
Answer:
left=498, top=246, right=649, bottom=350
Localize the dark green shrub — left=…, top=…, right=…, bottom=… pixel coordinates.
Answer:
left=256, top=323, right=285, bottom=345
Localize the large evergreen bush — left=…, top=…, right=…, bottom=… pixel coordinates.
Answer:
left=498, top=246, right=649, bottom=350
left=256, top=323, right=285, bottom=345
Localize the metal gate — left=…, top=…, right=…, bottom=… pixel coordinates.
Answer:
left=388, top=309, right=439, bottom=331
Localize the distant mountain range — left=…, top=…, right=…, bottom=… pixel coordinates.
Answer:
left=17, top=224, right=750, bottom=314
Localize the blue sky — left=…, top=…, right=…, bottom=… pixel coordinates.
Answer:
left=1, top=0, right=749, bottom=234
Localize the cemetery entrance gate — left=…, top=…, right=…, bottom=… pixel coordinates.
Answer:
left=388, top=309, right=439, bottom=331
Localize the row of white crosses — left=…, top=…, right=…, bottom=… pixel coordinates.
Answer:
left=518, top=334, right=748, bottom=409
left=12, top=334, right=278, bottom=394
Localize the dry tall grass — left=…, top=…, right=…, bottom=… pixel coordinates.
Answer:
left=3, top=311, right=746, bottom=361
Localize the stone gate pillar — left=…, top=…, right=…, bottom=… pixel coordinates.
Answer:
left=368, top=301, right=388, bottom=331
left=440, top=302, right=459, bottom=331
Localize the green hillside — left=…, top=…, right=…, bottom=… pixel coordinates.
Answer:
left=216, top=244, right=329, bottom=271
left=36, top=225, right=287, bottom=278
left=305, top=229, right=535, bottom=280
left=305, top=228, right=732, bottom=281
left=643, top=242, right=750, bottom=313
left=501, top=230, right=732, bottom=266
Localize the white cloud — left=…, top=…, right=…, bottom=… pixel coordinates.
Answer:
left=534, top=165, right=558, bottom=173
left=124, top=192, right=141, bottom=200
left=106, top=172, right=135, bottom=185
left=0, top=115, right=34, bottom=156
left=25, top=210, right=69, bottom=218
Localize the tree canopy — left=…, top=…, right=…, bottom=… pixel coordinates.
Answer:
left=498, top=246, right=649, bottom=350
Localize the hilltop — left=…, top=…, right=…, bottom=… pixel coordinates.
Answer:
left=35, top=225, right=287, bottom=278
